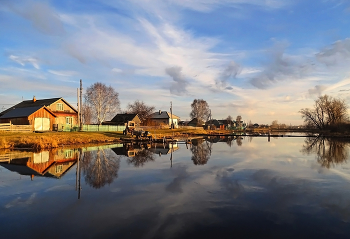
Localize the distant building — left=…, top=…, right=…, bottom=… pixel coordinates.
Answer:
left=187, top=118, right=204, bottom=127
left=148, top=110, right=180, bottom=128
left=104, top=113, right=141, bottom=126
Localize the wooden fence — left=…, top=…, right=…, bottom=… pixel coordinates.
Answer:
left=0, top=123, right=33, bottom=132
left=82, top=125, right=126, bottom=132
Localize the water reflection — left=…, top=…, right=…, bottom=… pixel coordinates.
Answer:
left=81, top=149, right=120, bottom=188
left=0, top=148, right=78, bottom=179
left=302, top=136, right=349, bottom=168
left=190, top=139, right=212, bottom=165
left=111, top=142, right=179, bottom=167
left=2, top=137, right=350, bottom=238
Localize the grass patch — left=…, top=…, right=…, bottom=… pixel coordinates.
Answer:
left=0, top=131, right=125, bottom=149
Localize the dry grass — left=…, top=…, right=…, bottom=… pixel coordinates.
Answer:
left=0, top=128, right=232, bottom=149
left=0, top=131, right=125, bottom=149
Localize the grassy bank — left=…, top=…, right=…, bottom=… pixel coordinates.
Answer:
left=0, top=128, right=217, bottom=149
left=0, top=131, right=125, bottom=149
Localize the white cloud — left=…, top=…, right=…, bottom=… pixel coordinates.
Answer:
left=9, top=55, right=40, bottom=69
left=48, top=70, right=77, bottom=77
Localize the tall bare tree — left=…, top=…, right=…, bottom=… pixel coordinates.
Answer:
left=82, top=102, right=93, bottom=124
left=226, top=115, right=233, bottom=121
left=127, top=100, right=155, bottom=123
left=236, top=115, right=242, bottom=128
left=271, top=120, right=279, bottom=129
left=300, top=95, right=348, bottom=130
left=85, top=82, right=120, bottom=124
left=190, top=99, right=210, bottom=122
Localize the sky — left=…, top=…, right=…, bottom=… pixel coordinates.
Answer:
left=1, top=0, right=350, bottom=125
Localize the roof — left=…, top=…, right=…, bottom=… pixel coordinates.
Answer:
left=218, top=120, right=234, bottom=125
left=0, top=106, right=56, bottom=119
left=0, top=97, right=77, bottom=116
left=149, top=111, right=180, bottom=120
left=205, top=119, right=222, bottom=126
left=111, top=113, right=139, bottom=123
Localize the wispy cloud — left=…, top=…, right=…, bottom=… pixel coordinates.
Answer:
left=9, top=55, right=40, bottom=69
left=48, top=70, right=77, bottom=77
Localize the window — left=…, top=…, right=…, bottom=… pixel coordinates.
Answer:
left=56, top=165, right=63, bottom=173
left=66, top=117, right=73, bottom=124
left=57, top=103, right=64, bottom=111
left=65, top=150, right=73, bottom=158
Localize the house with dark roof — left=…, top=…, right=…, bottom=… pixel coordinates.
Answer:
left=187, top=118, right=204, bottom=127
left=104, top=113, right=141, bottom=126
left=0, top=97, right=78, bottom=131
left=148, top=110, right=180, bottom=128
left=205, top=119, right=223, bottom=129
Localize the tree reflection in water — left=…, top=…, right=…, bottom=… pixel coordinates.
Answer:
left=191, top=139, right=212, bottom=165
left=236, top=136, right=243, bottom=146
left=81, top=149, right=120, bottom=188
left=302, top=136, right=349, bottom=168
left=126, top=149, right=154, bottom=167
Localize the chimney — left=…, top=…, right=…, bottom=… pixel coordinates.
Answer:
left=33, top=96, right=36, bottom=102
left=159, top=110, right=161, bottom=115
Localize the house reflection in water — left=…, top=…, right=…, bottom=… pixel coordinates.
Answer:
left=0, top=148, right=78, bottom=180
left=111, top=142, right=179, bottom=167
left=149, top=142, right=179, bottom=156
left=111, top=142, right=179, bottom=157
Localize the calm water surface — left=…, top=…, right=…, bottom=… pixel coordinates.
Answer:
left=1, top=136, right=350, bottom=238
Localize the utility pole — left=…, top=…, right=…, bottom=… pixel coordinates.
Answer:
left=77, top=88, right=80, bottom=128
left=80, top=79, right=83, bottom=130
left=170, top=101, right=173, bottom=129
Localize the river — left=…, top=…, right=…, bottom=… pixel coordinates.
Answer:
left=1, top=136, right=350, bottom=238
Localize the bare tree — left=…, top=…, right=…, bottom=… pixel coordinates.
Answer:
left=226, top=115, right=233, bottom=121
left=271, top=120, right=279, bottom=129
left=236, top=115, right=242, bottom=128
left=190, top=99, right=210, bottom=122
left=127, top=100, right=155, bottom=123
left=300, top=95, right=348, bottom=130
left=85, top=82, right=120, bottom=124
left=82, top=102, right=93, bottom=124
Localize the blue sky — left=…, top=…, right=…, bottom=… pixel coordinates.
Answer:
left=1, top=0, right=350, bottom=124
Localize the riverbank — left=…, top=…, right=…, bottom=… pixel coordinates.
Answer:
left=0, top=129, right=209, bottom=149
left=0, top=131, right=125, bottom=149
left=1, top=127, right=337, bottom=149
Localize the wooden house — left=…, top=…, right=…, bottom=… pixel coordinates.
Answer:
left=104, top=113, right=141, bottom=126
left=148, top=110, right=180, bottom=128
left=205, top=119, right=222, bottom=129
left=187, top=118, right=204, bottom=127
left=0, top=97, right=78, bottom=131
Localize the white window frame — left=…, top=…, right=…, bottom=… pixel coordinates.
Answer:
left=66, top=117, right=73, bottom=125
left=57, top=103, right=64, bottom=111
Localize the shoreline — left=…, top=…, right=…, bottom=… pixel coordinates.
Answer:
left=1, top=129, right=348, bottom=150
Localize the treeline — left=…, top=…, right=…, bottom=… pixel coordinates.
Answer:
left=300, top=95, right=349, bottom=132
